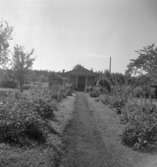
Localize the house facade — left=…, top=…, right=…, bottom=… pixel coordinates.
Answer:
left=65, top=65, right=97, bottom=91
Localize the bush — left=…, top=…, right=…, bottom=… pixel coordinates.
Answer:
left=48, top=85, right=64, bottom=102
left=111, top=96, right=126, bottom=113
left=0, top=97, right=46, bottom=146
left=64, top=85, right=73, bottom=96
left=100, top=94, right=126, bottom=114
left=133, top=86, right=155, bottom=98
left=121, top=103, right=157, bottom=150
left=90, top=91, right=99, bottom=97
left=0, top=80, right=17, bottom=88
left=0, top=121, right=46, bottom=146
left=86, top=86, right=93, bottom=93
left=100, top=95, right=111, bottom=105
left=98, top=79, right=111, bottom=93
left=90, top=87, right=101, bottom=97
left=0, top=88, right=59, bottom=146
left=33, top=98, right=55, bottom=120
left=23, top=84, right=31, bottom=90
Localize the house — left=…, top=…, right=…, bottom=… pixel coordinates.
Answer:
left=64, top=65, right=97, bottom=91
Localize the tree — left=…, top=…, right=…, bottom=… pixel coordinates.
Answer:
left=0, top=20, right=13, bottom=67
left=104, top=70, right=126, bottom=86
left=12, top=45, right=35, bottom=92
left=126, top=44, right=157, bottom=78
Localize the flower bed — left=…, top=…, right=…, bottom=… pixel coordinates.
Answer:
left=0, top=88, right=59, bottom=146
left=121, top=103, right=157, bottom=150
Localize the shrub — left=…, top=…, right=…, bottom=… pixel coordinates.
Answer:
left=0, top=88, right=59, bottom=146
left=133, top=86, right=155, bottom=98
left=64, top=85, right=73, bottom=96
left=33, top=98, right=55, bottom=120
left=23, top=84, right=31, bottom=90
left=0, top=86, right=68, bottom=147
left=100, top=94, right=126, bottom=114
left=90, top=91, right=99, bottom=97
left=100, top=95, right=111, bottom=105
left=111, top=96, right=126, bottom=113
left=0, top=97, right=46, bottom=146
left=98, top=78, right=111, bottom=93
left=0, top=80, right=17, bottom=88
left=0, top=121, right=46, bottom=146
left=86, top=86, right=93, bottom=93
left=121, top=103, right=157, bottom=150
left=133, top=86, right=144, bottom=98
left=90, top=86, right=101, bottom=97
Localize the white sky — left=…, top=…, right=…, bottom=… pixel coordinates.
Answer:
left=0, top=0, right=157, bottom=72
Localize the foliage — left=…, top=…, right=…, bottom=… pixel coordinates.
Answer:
left=0, top=70, right=17, bottom=88
left=126, top=44, right=157, bottom=77
left=27, top=70, right=50, bottom=82
left=0, top=80, right=17, bottom=88
left=63, top=84, right=73, bottom=97
left=0, top=88, right=59, bottom=146
left=12, top=45, right=35, bottom=92
left=0, top=20, right=13, bottom=67
left=100, top=85, right=131, bottom=114
left=49, top=84, right=73, bottom=102
left=26, top=87, right=58, bottom=115
left=90, top=86, right=101, bottom=97
left=100, top=94, right=126, bottom=114
left=0, top=95, right=46, bottom=146
left=133, top=86, right=144, bottom=98
left=111, top=96, right=126, bottom=114
left=97, top=78, right=111, bottom=93
left=32, top=98, right=55, bottom=120
left=104, top=70, right=126, bottom=86
left=121, top=103, right=157, bottom=150
left=133, top=86, right=155, bottom=98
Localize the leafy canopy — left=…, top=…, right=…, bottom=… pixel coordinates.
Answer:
left=12, top=45, right=34, bottom=72
left=0, top=20, right=13, bottom=67
left=126, top=44, right=157, bottom=77
left=12, top=45, right=35, bottom=91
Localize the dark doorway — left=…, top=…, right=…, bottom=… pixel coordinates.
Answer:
left=154, top=86, right=157, bottom=98
left=77, top=76, right=85, bottom=91
left=151, top=85, right=157, bottom=98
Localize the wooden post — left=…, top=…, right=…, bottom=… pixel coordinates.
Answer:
left=109, top=56, right=112, bottom=73
left=85, top=76, right=88, bottom=92
left=76, top=76, right=78, bottom=90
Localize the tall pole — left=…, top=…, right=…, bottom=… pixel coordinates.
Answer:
left=109, top=56, right=111, bottom=73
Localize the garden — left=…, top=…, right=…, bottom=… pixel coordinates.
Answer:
left=0, top=82, right=74, bottom=167
left=89, top=44, right=157, bottom=152
left=90, top=82, right=157, bottom=151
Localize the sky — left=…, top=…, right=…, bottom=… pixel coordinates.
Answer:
left=0, top=0, right=157, bottom=73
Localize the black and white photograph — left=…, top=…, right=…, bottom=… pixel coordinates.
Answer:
left=0, top=0, right=157, bottom=166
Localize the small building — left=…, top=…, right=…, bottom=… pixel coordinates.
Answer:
left=65, top=65, right=96, bottom=91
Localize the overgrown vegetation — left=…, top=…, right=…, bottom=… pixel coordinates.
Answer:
left=88, top=50, right=157, bottom=151
left=0, top=90, right=50, bottom=146
left=12, top=45, right=35, bottom=92
left=0, top=84, right=73, bottom=147
left=121, top=103, right=157, bottom=150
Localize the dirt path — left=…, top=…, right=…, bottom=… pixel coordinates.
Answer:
left=60, top=92, right=136, bottom=167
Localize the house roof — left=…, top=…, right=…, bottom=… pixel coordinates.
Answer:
left=66, top=64, right=95, bottom=76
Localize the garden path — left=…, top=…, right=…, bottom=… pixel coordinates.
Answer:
left=59, top=92, right=141, bottom=167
